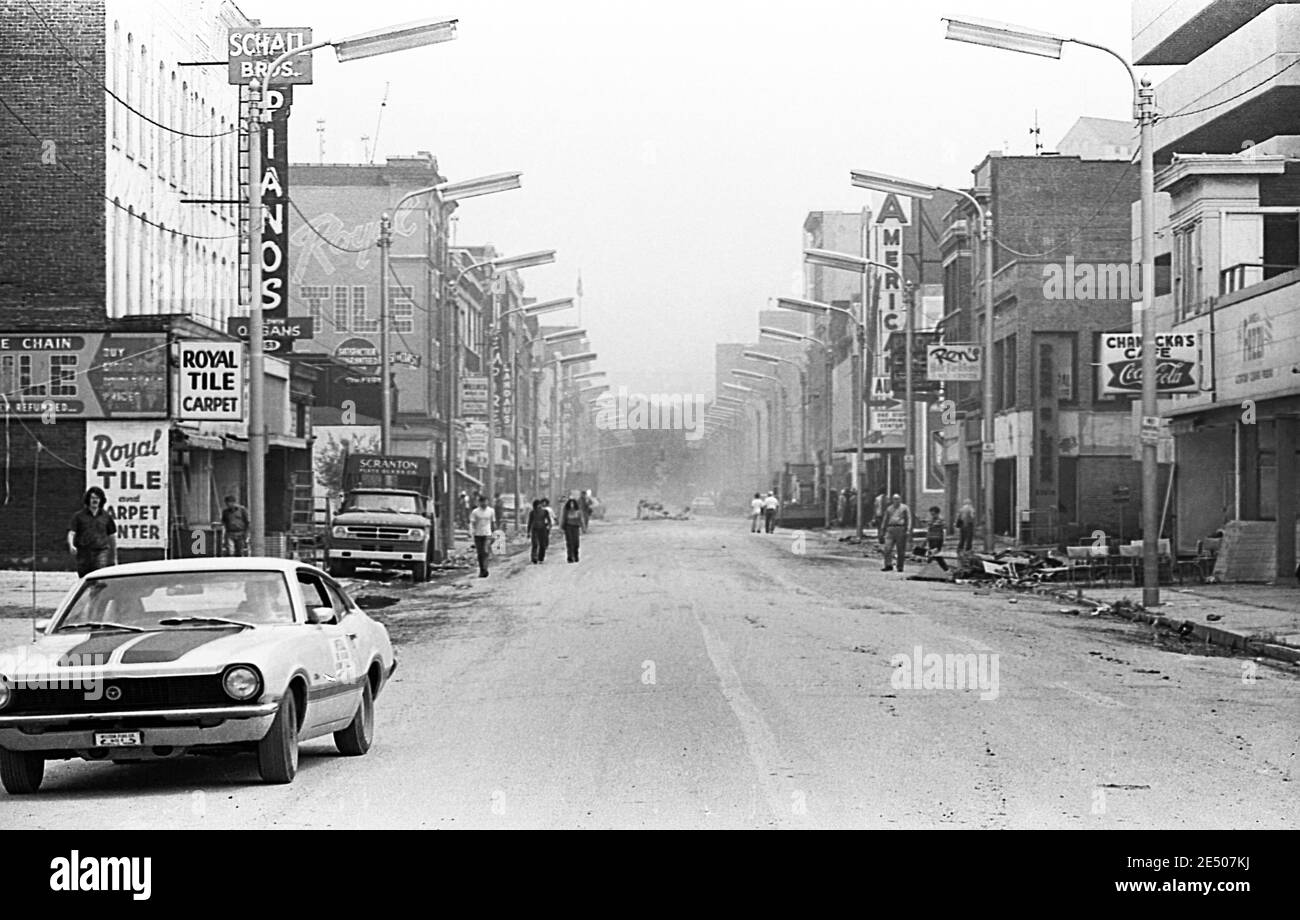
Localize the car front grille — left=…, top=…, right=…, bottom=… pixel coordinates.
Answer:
left=341, top=526, right=417, bottom=541
left=6, top=675, right=231, bottom=714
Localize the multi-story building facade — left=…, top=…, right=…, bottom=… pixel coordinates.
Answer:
left=941, top=150, right=1142, bottom=542
left=1133, top=0, right=1300, bottom=581
left=0, top=0, right=316, bottom=564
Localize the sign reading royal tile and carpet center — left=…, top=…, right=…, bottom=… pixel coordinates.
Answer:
left=0, top=334, right=167, bottom=418
left=85, top=421, right=169, bottom=549
left=227, top=28, right=314, bottom=85
left=178, top=342, right=243, bottom=422
left=1099, top=332, right=1200, bottom=395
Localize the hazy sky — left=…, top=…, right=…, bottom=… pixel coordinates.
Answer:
left=257, top=0, right=1160, bottom=397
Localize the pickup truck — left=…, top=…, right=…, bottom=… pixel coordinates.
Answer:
left=325, top=455, right=439, bottom=581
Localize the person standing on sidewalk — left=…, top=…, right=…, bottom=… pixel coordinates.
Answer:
left=67, top=487, right=117, bottom=577
left=221, top=495, right=251, bottom=556
left=881, top=493, right=912, bottom=573
left=527, top=498, right=553, bottom=564
left=561, top=497, right=584, bottom=563
left=470, top=494, right=496, bottom=578
left=749, top=493, right=763, bottom=533
left=955, top=499, right=976, bottom=553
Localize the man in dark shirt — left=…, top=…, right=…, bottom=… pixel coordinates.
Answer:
left=222, top=495, right=251, bottom=556
left=67, top=487, right=117, bottom=577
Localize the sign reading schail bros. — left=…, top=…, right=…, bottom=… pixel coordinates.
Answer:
left=1100, top=332, right=1199, bottom=395
left=85, top=421, right=168, bottom=549
left=228, top=28, right=314, bottom=85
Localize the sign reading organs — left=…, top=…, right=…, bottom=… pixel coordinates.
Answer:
left=85, top=422, right=169, bottom=549
left=1100, top=333, right=1200, bottom=395
left=178, top=342, right=244, bottom=421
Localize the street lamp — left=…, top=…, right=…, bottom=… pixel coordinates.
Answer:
left=744, top=349, right=809, bottom=465
left=776, top=294, right=870, bottom=537
left=762, top=325, right=834, bottom=527
left=851, top=168, right=995, bottom=553
left=544, top=350, right=597, bottom=499
left=496, top=291, right=572, bottom=529
left=571, top=370, right=606, bottom=383
left=803, top=247, right=920, bottom=528
left=245, top=16, right=458, bottom=556
left=481, top=250, right=556, bottom=514
left=939, top=15, right=1159, bottom=603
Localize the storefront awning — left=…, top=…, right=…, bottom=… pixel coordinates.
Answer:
left=267, top=434, right=311, bottom=450
left=175, top=427, right=225, bottom=451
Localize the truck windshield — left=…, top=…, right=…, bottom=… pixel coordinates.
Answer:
left=342, top=493, right=421, bottom=514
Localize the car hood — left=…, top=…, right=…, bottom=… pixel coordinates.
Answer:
left=333, top=510, right=429, bottom=527
left=0, top=625, right=306, bottom=681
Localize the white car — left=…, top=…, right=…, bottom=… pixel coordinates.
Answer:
left=0, top=557, right=396, bottom=793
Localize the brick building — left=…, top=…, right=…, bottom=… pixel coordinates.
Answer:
left=940, top=146, right=1144, bottom=542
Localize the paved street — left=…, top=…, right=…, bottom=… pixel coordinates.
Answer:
left=10, top=515, right=1297, bottom=829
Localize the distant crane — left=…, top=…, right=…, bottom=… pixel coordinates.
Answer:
left=1030, top=110, right=1043, bottom=155
left=369, top=82, right=391, bottom=165
left=316, top=118, right=326, bottom=163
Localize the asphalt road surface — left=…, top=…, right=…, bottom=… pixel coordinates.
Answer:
left=11, top=515, right=1299, bottom=829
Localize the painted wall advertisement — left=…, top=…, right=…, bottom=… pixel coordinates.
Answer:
left=0, top=333, right=167, bottom=418
left=85, top=421, right=169, bottom=549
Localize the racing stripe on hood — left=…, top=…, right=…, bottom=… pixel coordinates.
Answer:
left=118, top=627, right=243, bottom=664
left=56, top=632, right=145, bottom=667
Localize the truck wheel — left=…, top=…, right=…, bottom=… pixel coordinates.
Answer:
left=328, top=558, right=354, bottom=579
left=411, top=560, right=428, bottom=582
left=0, top=749, right=43, bottom=794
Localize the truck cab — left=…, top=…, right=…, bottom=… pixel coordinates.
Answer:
left=325, top=456, right=438, bottom=581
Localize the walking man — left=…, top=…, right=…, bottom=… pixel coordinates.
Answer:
left=528, top=498, right=553, bottom=563
left=881, top=493, right=912, bottom=573
left=925, top=506, right=947, bottom=556
left=762, top=491, right=779, bottom=534
left=955, top=499, right=976, bottom=552
left=470, top=494, right=495, bottom=578
left=221, top=494, right=251, bottom=556
left=68, top=487, right=117, bottom=577
left=749, top=493, right=763, bottom=533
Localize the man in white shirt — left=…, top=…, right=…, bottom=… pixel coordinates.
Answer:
left=762, top=492, right=780, bottom=533
left=469, top=494, right=496, bottom=578
left=749, top=493, right=763, bottom=533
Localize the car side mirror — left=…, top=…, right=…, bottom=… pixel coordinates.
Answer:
left=34, top=618, right=50, bottom=633
left=307, top=606, right=337, bottom=626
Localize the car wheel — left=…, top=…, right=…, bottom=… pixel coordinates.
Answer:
left=0, top=749, right=44, bottom=794
left=410, top=560, right=428, bottom=583
left=256, top=693, right=299, bottom=784
left=333, top=680, right=374, bottom=756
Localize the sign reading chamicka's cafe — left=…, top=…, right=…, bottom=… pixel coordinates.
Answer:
left=1099, top=332, right=1200, bottom=396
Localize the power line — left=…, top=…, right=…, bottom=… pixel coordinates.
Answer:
left=288, top=197, right=373, bottom=253
left=21, top=0, right=236, bottom=139
left=0, top=93, right=237, bottom=241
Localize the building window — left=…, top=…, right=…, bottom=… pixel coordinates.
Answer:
left=994, top=333, right=1017, bottom=411
left=169, top=72, right=178, bottom=186
left=124, top=33, right=134, bottom=158
left=137, top=45, right=148, bottom=170
left=1173, top=220, right=1203, bottom=320
left=300, top=286, right=331, bottom=328
left=333, top=286, right=350, bottom=331
left=352, top=286, right=378, bottom=332
left=389, top=284, right=415, bottom=334
left=110, top=22, right=120, bottom=148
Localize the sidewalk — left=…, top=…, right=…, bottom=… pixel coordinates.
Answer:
left=1061, top=583, right=1300, bottom=665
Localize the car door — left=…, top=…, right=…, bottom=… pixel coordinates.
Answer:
left=294, top=569, right=361, bottom=730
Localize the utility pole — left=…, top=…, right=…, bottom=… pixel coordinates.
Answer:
left=378, top=213, right=392, bottom=452
left=247, top=85, right=266, bottom=557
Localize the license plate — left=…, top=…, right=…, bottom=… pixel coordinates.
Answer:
left=94, top=731, right=142, bottom=747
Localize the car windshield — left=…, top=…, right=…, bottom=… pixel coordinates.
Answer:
left=342, top=493, right=420, bottom=514
left=57, top=571, right=295, bottom=630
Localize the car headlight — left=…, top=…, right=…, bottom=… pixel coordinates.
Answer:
left=331, top=526, right=350, bottom=539
left=0, top=677, right=10, bottom=710
left=222, top=665, right=262, bottom=702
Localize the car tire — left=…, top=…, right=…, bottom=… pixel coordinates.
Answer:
left=333, top=681, right=374, bottom=756
left=410, top=560, right=428, bottom=583
left=256, top=693, right=299, bottom=784
left=0, top=749, right=44, bottom=794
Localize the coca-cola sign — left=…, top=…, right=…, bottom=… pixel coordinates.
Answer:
left=1099, top=333, right=1200, bottom=395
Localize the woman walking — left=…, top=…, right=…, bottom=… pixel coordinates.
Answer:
left=561, top=497, right=584, bottom=563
